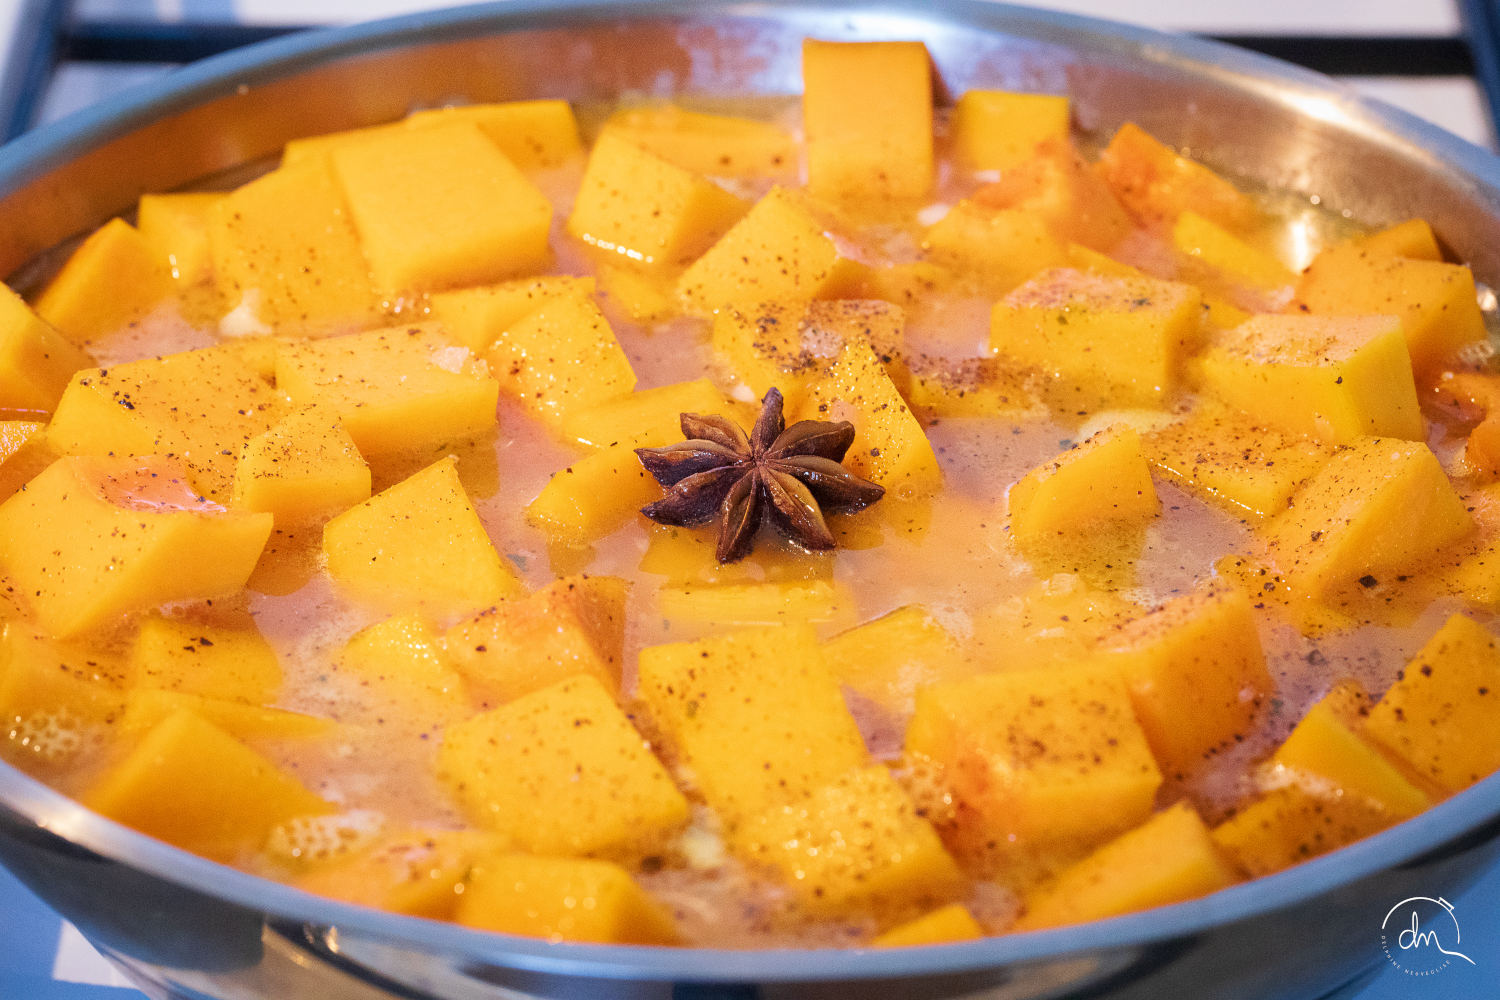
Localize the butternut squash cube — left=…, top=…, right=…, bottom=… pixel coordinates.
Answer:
left=922, top=201, right=1068, bottom=293
left=1008, top=425, right=1158, bottom=546
left=952, top=91, right=1070, bottom=171
left=445, top=574, right=626, bottom=707
left=558, top=378, right=745, bottom=449
left=0, top=283, right=92, bottom=412
left=116, top=690, right=334, bottom=741
left=84, top=709, right=331, bottom=860
left=1095, top=121, right=1259, bottom=232
left=403, top=99, right=582, bottom=170
left=990, top=267, right=1203, bottom=408
left=568, top=131, right=749, bottom=268
left=1143, top=407, right=1331, bottom=518
left=637, top=624, right=868, bottom=827
left=136, top=192, right=223, bottom=285
left=906, top=357, right=1046, bottom=420
left=1195, top=314, right=1423, bottom=444
left=1263, top=438, right=1473, bottom=598
left=428, top=275, right=596, bottom=353
left=794, top=339, right=941, bottom=499
left=676, top=186, right=866, bottom=315
left=1172, top=210, right=1295, bottom=300
left=0, top=456, right=272, bottom=637
left=1101, top=581, right=1271, bottom=779
left=712, top=298, right=908, bottom=399
left=802, top=40, right=933, bottom=202
left=1210, top=784, right=1393, bottom=878
left=734, top=765, right=964, bottom=916
left=599, top=104, right=797, bottom=179
left=207, top=160, right=384, bottom=337
left=1294, top=243, right=1486, bottom=374
left=438, top=674, right=688, bottom=857
left=276, top=323, right=498, bottom=460
left=822, top=605, right=969, bottom=716
left=127, top=616, right=281, bottom=705
left=335, top=613, right=472, bottom=729
left=1351, top=218, right=1442, bottom=261
left=905, top=667, right=1162, bottom=846
left=0, top=419, right=49, bottom=503
left=455, top=854, right=677, bottom=944
left=1364, top=613, right=1500, bottom=792
left=973, top=141, right=1134, bottom=253
left=657, top=579, right=856, bottom=630
left=1267, top=688, right=1430, bottom=818
left=1014, top=802, right=1237, bottom=930
left=322, top=456, right=522, bottom=618
left=873, top=904, right=984, bottom=947
left=48, top=344, right=279, bottom=501
left=0, top=626, right=124, bottom=765
left=34, top=219, right=173, bottom=346
left=484, top=289, right=637, bottom=430
left=638, top=523, right=835, bottom=587
left=232, top=405, right=370, bottom=523
left=524, top=441, right=661, bottom=547
left=296, top=828, right=510, bottom=920
left=332, top=121, right=553, bottom=294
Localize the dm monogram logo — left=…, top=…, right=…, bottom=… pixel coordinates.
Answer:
left=1380, top=896, right=1477, bottom=976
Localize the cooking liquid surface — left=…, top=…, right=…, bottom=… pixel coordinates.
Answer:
left=6, top=96, right=1491, bottom=948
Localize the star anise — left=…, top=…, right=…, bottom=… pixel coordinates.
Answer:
left=635, top=388, right=885, bottom=563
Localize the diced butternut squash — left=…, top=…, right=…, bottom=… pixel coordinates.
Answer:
left=48, top=344, right=280, bottom=501
left=84, top=709, right=331, bottom=860
left=872, top=903, right=985, bottom=947
left=598, top=104, right=797, bottom=179
left=1364, top=613, right=1500, bottom=792
left=276, top=323, right=498, bottom=460
left=1172, top=210, right=1295, bottom=304
left=733, top=765, right=964, bottom=916
left=905, top=667, right=1162, bottom=846
left=822, top=605, right=969, bottom=716
left=1014, top=802, right=1237, bottom=930
left=990, top=267, right=1203, bottom=408
left=136, top=192, right=223, bottom=285
left=0, top=283, right=93, bottom=412
left=232, top=405, right=371, bottom=522
left=1294, top=243, right=1486, bottom=374
left=331, top=121, right=553, bottom=294
left=295, top=829, right=509, bottom=919
left=322, top=457, right=522, bottom=618
left=973, top=139, right=1134, bottom=253
left=34, top=219, right=174, bottom=346
left=969, top=574, right=1142, bottom=671
left=127, top=616, right=281, bottom=705
left=1351, top=218, right=1442, bottom=262
left=1194, top=314, right=1423, bottom=444
left=802, top=40, right=933, bottom=202
left=924, top=202, right=1069, bottom=295
left=116, top=690, right=334, bottom=741
left=794, top=339, right=941, bottom=499
left=206, top=160, right=384, bottom=337
left=1100, top=581, right=1270, bottom=779
left=637, top=624, right=867, bottom=827
left=403, top=99, right=582, bottom=171
left=1211, top=784, right=1393, bottom=878
left=594, top=261, right=677, bottom=322
left=557, top=378, right=745, bottom=450
left=1095, top=121, right=1259, bottom=232
left=0, top=626, right=124, bottom=765
left=444, top=574, right=626, bottom=707
left=524, top=442, right=661, bottom=547
left=438, top=675, right=688, bottom=857
left=1143, top=406, right=1331, bottom=518
left=484, top=289, right=636, bottom=430
left=676, top=186, right=866, bottom=315
left=1267, top=687, right=1430, bottom=818
left=567, top=131, right=748, bottom=268
left=1263, top=438, right=1473, bottom=598
left=428, top=275, right=595, bottom=354
left=657, top=579, right=856, bottom=630
left=454, top=854, right=677, bottom=944
left=334, top=613, right=472, bottom=729
left=712, top=298, right=907, bottom=399
left=952, top=91, right=1070, bottom=171
left=639, top=523, right=835, bottom=587
left=1008, top=425, right=1158, bottom=546
left=0, top=456, right=272, bottom=637
left=905, top=356, right=1045, bottom=419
